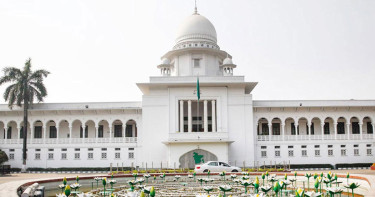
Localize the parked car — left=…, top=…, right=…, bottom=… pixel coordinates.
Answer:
left=194, top=161, right=242, bottom=173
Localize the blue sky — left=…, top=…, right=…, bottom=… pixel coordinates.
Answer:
left=0, top=0, right=374, bottom=104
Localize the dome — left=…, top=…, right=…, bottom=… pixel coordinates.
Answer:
left=175, top=13, right=217, bottom=46
left=161, top=58, right=170, bottom=65
left=223, top=57, right=233, bottom=65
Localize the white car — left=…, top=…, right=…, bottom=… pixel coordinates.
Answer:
left=194, top=161, right=242, bottom=173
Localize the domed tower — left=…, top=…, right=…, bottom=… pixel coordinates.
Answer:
left=157, top=8, right=236, bottom=77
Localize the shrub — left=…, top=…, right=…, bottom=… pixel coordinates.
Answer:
left=0, top=151, right=8, bottom=165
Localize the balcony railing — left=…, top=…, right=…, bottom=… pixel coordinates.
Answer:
left=257, top=134, right=374, bottom=141
left=0, top=137, right=137, bottom=144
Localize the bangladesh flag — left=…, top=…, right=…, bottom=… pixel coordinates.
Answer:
left=196, top=77, right=200, bottom=100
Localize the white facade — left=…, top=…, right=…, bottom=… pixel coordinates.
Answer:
left=1, top=10, right=374, bottom=169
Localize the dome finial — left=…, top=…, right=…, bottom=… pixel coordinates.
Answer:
left=194, top=0, right=198, bottom=14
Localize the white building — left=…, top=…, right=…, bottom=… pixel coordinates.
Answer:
left=1, top=8, right=374, bottom=170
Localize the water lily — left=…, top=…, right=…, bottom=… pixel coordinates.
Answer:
left=327, top=187, right=343, bottom=196
left=284, top=173, right=287, bottom=180
left=314, top=178, right=320, bottom=192
left=250, top=194, right=264, bottom=197
left=175, top=175, right=181, bottom=181
left=230, top=174, right=237, bottom=180
left=295, top=187, right=304, bottom=197
left=188, top=174, right=194, bottom=179
left=203, top=186, right=213, bottom=194
left=219, top=185, right=232, bottom=197
left=136, top=178, right=145, bottom=185
left=305, top=191, right=322, bottom=197
left=133, top=172, right=138, bottom=181
left=207, top=169, right=211, bottom=178
left=143, top=174, right=151, bottom=183
left=242, top=175, right=250, bottom=180
left=240, top=179, right=252, bottom=194
left=127, top=180, right=136, bottom=186
left=273, top=181, right=280, bottom=196
left=261, top=173, right=265, bottom=185
left=70, top=183, right=81, bottom=190
left=260, top=185, right=272, bottom=195
left=327, top=171, right=333, bottom=180
left=197, top=178, right=205, bottom=186
left=219, top=171, right=226, bottom=181
left=63, top=177, right=67, bottom=186
left=150, top=186, right=155, bottom=197
left=109, top=179, right=116, bottom=189
left=242, top=171, right=249, bottom=176
left=305, top=173, right=312, bottom=190
left=313, top=173, right=318, bottom=180
left=253, top=176, right=260, bottom=193
left=344, top=182, right=360, bottom=197
left=233, top=178, right=241, bottom=186
left=58, top=184, right=66, bottom=193
left=140, top=191, right=145, bottom=197
left=64, top=185, right=71, bottom=197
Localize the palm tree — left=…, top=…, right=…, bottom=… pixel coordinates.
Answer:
left=0, top=58, right=50, bottom=172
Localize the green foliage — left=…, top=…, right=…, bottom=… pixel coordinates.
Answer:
left=0, top=151, right=8, bottom=165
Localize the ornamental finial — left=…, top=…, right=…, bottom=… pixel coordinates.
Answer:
left=194, top=0, right=198, bottom=14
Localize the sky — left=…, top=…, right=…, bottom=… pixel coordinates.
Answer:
left=0, top=0, right=374, bottom=104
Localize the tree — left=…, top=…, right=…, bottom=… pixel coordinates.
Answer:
left=0, top=58, right=50, bottom=172
left=0, top=150, right=8, bottom=165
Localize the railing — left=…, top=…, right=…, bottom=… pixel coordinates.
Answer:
left=257, top=134, right=374, bottom=141
left=0, top=137, right=137, bottom=144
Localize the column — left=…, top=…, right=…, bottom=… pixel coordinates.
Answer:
left=372, top=123, right=375, bottom=139
left=122, top=124, right=125, bottom=141
left=334, top=123, right=337, bottom=140
left=110, top=126, right=113, bottom=141
left=56, top=126, right=59, bottom=142
left=321, top=123, right=324, bottom=141
left=132, top=124, right=135, bottom=137
left=268, top=123, right=273, bottom=141
left=82, top=124, right=85, bottom=143
left=180, top=101, right=184, bottom=132
left=69, top=126, right=72, bottom=144
left=5, top=127, right=8, bottom=143
left=204, top=100, right=208, bottom=132
left=43, top=126, right=46, bottom=143
left=346, top=123, right=350, bottom=140
left=188, top=100, right=192, bottom=132
left=307, top=122, right=311, bottom=140
left=359, top=123, right=363, bottom=140
left=30, top=126, right=34, bottom=144
left=17, top=127, right=20, bottom=144
left=211, top=100, right=216, bottom=132
left=281, top=123, right=285, bottom=141
left=95, top=125, right=98, bottom=143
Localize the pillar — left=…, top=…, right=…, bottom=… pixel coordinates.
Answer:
left=346, top=123, right=351, bottom=140
left=122, top=124, right=125, bottom=140
left=43, top=126, right=46, bottom=143
left=359, top=123, right=363, bottom=140
left=321, top=123, right=324, bottom=140
left=95, top=125, right=98, bottom=143
left=307, top=122, right=311, bottom=139
left=188, top=100, right=192, bottom=132
left=204, top=100, right=208, bottom=132
left=372, top=123, right=375, bottom=139
left=5, top=127, right=8, bottom=143
left=56, top=126, right=59, bottom=141
left=30, top=126, right=34, bottom=144
left=69, top=126, right=72, bottom=143
left=281, top=123, right=285, bottom=141
left=211, top=100, right=216, bottom=132
left=109, top=126, right=113, bottom=141
left=82, top=124, right=85, bottom=143
left=334, top=123, right=337, bottom=140
left=268, top=123, right=273, bottom=141
left=132, top=124, right=135, bottom=137
left=179, top=100, right=184, bottom=132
